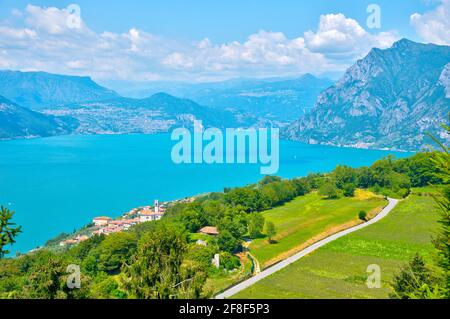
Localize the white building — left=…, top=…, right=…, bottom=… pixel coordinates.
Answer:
left=93, top=216, right=112, bottom=226
left=139, top=204, right=164, bottom=223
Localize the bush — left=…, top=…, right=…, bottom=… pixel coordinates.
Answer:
left=220, top=252, right=240, bottom=271
left=358, top=211, right=367, bottom=221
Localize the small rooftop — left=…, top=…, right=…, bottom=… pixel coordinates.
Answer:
left=199, top=226, right=219, bottom=236
left=140, top=209, right=164, bottom=216
left=93, top=216, right=112, bottom=220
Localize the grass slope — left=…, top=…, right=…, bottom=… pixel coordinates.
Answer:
left=234, top=188, right=440, bottom=299
left=250, top=190, right=387, bottom=268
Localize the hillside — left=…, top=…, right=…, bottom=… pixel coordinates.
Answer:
left=0, top=70, right=119, bottom=109
left=0, top=95, right=78, bottom=139
left=42, top=93, right=251, bottom=135
left=234, top=187, right=440, bottom=299
left=182, top=74, right=333, bottom=126
left=249, top=190, right=386, bottom=268
left=105, top=75, right=333, bottom=126
left=283, top=39, right=450, bottom=151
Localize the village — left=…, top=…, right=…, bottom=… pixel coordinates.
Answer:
left=58, top=198, right=222, bottom=268
left=59, top=200, right=167, bottom=247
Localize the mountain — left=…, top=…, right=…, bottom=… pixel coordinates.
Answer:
left=183, top=74, right=334, bottom=126
left=104, top=75, right=333, bottom=126
left=283, top=39, right=450, bottom=151
left=0, top=70, right=119, bottom=109
left=42, top=93, right=254, bottom=135
left=0, top=95, right=78, bottom=139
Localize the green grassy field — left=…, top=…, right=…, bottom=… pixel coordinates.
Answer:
left=234, top=188, right=440, bottom=299
left=250, top=190, right=387, bottom=268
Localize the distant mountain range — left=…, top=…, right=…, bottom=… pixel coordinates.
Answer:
left=43, top=93, right=250, bottom=135
left=106, top=74, right=333, bottom=125
left=283, top=39, right=450, bottom=151
left=0, top=95, right=78, bottom=139
left=1, top=39, right=449, bottom=149
left=0, top=70, right=118, bottom=109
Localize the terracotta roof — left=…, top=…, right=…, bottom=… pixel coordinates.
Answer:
left=140, top=209, right=164, bottom=216
left=93, top=216, right=112, bottom=220
left=199, top=226, right=219, bottom=235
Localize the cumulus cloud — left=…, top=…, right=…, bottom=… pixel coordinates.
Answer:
left=24, top=5, right=86, bottom=34
left=411, top=0, right=450, bottom=45
left=161, top=17, right=398, bottom=79
left=304, top=14, right=398, bottom=60
left=0, top=5, right=400, bottom=81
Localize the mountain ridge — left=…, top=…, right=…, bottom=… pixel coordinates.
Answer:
left=0, top=70, right=119, bottom=109
left=283, top=39, right=450, bottom=151
left=0, top=95, right=79, bottom=139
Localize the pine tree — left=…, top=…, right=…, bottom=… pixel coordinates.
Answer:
left=0, top=206, right=22, bottom=259
left=390, top=254, right=435, bottom=299
left=428, top=121, right=450, bottom=297
left=122, top=224, right=206, bottom=299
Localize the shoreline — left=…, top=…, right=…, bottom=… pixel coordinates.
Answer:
left=0, top=131, right=418, bottom=153
left=1, top=134, right=414, bottom=257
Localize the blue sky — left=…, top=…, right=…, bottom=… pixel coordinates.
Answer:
left=0, top=0, right=435, bottom=41
left=0, top=0, right=448, bottom=82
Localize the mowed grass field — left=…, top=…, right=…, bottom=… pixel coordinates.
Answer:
left=234, top=187, right=440, bottom=299
left=250, top=190, right=387, bottom=268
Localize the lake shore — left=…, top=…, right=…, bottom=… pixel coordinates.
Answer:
left=0, top=134, right=413, bottom=256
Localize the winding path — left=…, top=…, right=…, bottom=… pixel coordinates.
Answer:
left=216, top=198, right=399, bottom=299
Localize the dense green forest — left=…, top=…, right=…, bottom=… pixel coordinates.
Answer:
left=0, top=148, right=448, bottom=299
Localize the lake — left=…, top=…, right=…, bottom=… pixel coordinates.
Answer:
left=0, top=134, right=412, bottom=255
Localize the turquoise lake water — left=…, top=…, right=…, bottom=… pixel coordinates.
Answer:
left=0, top=134, right=412, bottom=255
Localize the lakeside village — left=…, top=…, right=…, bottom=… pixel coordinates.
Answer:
left=59, top=200, right=167, bottom=247
left=58, top=198, right=220, bottom=249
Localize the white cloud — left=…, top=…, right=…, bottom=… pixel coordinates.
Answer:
left=304, top=13, right=398, bottom=60
left=24, top=5, right=86, bottom=35
left=411, top=0, right=450, bottom=45
left=0, top=5, right=400, bottom=81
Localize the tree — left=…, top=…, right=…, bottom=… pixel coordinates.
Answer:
left=219, top=252, right=240, bottom=271
left=23, top=251, right=90, bottom=299
left=247, top=213, right=265, bottom=238
left=259, top=175, right=282, bottom=185
left=342, top=183, right=357, bottom=197
left=94, top=232, right=137, bottom=274
left=265, top=221, right=276, bottom=243
left=333, top=165, right=357, bottom=189
left=122, top=225, right=206, bottom=299
left=318, top=182, right=340, bottom=199
left=358, top=211, right=367, bottom=221
left=390, top=254, right=437, bottom=299
left=427, top=122, right=450, bottom=297
left=0, top=206, right=22, bottom=259
left=292, top=178, right=311, bottom=196
left=217, top=230, right=241, bottom=253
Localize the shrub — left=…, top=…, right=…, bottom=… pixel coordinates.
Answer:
left=358, top=210, right=367, bottom=221
left=220, top=252, right=240, bottom=271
